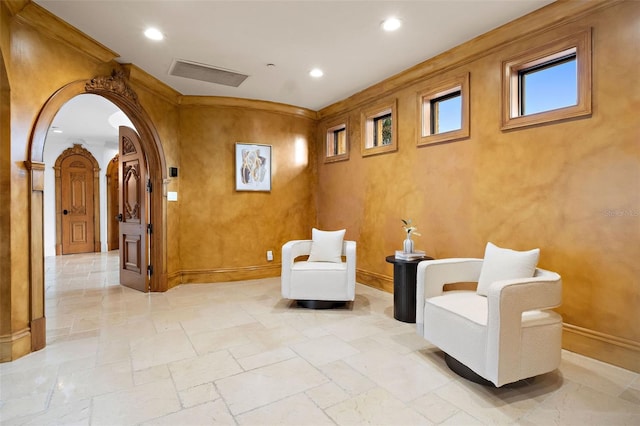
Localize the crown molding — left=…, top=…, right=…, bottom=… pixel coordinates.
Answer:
left=13, top=1, right=118, bottom=63
left=179, top=95, right=318, bottom=121
left=121, top=64, right=181, bottom=106
left=3, top=0, right=28, bottom=16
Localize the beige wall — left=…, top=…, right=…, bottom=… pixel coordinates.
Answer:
left=316, top=1, right=639, bottom=372
left=175, top=100, right=317, bottom=285
left=1, top=0, right=638, bottom=372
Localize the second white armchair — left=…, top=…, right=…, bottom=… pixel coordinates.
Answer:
left=416, top=243, right=562, bottom=387
left=281, top=228, right=356, bottom=309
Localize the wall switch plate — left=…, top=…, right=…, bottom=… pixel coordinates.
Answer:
left=266, top=250, right=273, bottom=261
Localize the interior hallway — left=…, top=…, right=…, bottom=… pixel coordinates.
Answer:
left=1, top=252, right=639, bottom=425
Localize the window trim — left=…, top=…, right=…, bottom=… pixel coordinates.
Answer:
left=417, top=73, right=470, bottom=146
left=361, top=99, right=397, bottom=157
left=501, top=29, right=591, bottom=131
left=323, top=115, right=350, bottom=163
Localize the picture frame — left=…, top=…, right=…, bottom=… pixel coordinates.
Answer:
left=235, top=143, right=272, bottom=192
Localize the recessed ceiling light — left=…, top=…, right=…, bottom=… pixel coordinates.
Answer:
left=51, top=127, right=63, bottom=133
left=144, top=28, right=164, bottom=41
left=381, top=17, right=402, bottom=32
left=309, top=68, right=324, bottom=78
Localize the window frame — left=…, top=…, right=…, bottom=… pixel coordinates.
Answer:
left=361, top=99, right=397, bottom=157
left=323, top=115, right=350, bottom=163
left=430, top=90, right=462, bottom=134
left=417, top=73, right=470, bottom=146
left=518, top=52, right=577, bottom=116
left=372, top=112, right=392, bottom=147
left=501, top=29, right=591, bottom=131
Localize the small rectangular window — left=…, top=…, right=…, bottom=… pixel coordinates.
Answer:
left=373, top=113, right=392, bottom=146
left=431, top=91, right=462, bottom=134
left=324, top=117, right=349, bottom=163
left=418, top=73, right=469, bottom=146
left=502, top=30, right=591, bottom=130
left=332, top=128, right=346, bottom=153
left=519, top=52, right=577, bottom=116
left=361, top=99, right=397, bottom=157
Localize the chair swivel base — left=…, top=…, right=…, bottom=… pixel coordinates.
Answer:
left=296, top=300, right=346, bottom=309
left=444, top=353, right=495, bottom=387
left=444, top=353, right=533, bottom=387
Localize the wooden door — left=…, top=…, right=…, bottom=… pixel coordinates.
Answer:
left=119, top=126, right=149, bottom=292
left=106, top=154, right=119, bottom=250
left=61, top=154, right=95, bottom=254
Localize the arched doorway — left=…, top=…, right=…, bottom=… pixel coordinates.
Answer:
left=54, top=144, right=101, bottom=255
left=26, top=71, right=168, bottom=351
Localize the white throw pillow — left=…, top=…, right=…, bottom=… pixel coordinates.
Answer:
left=476, top=242, right=539, bottom=296
left=308, top=228, right=346, bottom=263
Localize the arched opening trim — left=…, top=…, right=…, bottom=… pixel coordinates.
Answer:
left=26, top=71, right=168, bottom=352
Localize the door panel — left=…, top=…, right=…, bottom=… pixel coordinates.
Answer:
left=71, top=222, right=87, bottom=243
left=123, top=233, right=142, bottom=273
left=61, top=155, right=94, bottom=254
left=119, top=126, right=148, bottom=292
left=124, top=161, right=141, bottom=223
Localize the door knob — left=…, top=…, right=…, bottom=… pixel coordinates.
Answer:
left=63, top=209, right=68, bottom=215
left=116, top=213, right=123, bottom=222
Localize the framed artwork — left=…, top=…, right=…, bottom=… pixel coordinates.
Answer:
left=235, top=143, right=272, bottom=192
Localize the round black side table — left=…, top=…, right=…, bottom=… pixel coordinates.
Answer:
left=385, top=255, right=434, bottom=323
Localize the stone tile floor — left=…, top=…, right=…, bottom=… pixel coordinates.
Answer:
left=1, top=251, right=638, bottom=425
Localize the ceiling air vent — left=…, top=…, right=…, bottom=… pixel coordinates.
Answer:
left=169, top=59, right=248, bottom=87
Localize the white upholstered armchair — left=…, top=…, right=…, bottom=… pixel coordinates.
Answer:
left=416, top=243, right=562, bottom=387
left=281, top=228, right=356, bottom=309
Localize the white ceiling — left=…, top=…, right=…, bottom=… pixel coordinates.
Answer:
left=35, top=0, right=554, bottom=112
left=45, top=94, right=133, bottom=149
